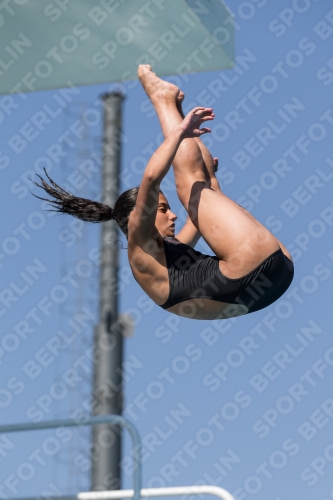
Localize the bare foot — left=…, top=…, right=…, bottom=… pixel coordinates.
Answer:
left=138, top=64, right=180, bottom=104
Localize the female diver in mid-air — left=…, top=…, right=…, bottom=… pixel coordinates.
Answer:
left=34, top=65, right=294, bottom=320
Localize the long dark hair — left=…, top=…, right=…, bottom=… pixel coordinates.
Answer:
left=32, top=170, right=139, bottom=238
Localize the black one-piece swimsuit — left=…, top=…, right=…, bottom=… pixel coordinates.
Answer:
left=160, top=238, right=294, bottom=314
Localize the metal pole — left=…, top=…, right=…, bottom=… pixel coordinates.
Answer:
left=92, top=92, right=125, bottom=491
left=0, top=415, right=141, bottom=500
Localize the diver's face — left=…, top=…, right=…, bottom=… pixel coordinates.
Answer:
left=155, top=193, right=177, bottom=237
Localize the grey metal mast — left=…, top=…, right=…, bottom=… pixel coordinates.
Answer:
left=91, top=92, right=124, bottom=491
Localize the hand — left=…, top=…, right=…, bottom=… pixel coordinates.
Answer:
left=179, top=107, right=215, bottom=138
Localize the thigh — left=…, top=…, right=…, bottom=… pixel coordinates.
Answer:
left=187, top=184, right=281, bottom=278
left=170, top=138, right=280, bottom=277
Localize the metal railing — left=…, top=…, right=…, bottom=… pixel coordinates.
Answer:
left=0, top=416, right=235, bottom=500
left=14, top=486, right=235, bottom=500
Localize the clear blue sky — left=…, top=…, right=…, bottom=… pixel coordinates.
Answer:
left=1, top=1, right=333, bottom=500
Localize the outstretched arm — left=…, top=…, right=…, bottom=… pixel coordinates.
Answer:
left=129, top=107, right=214, bottom=244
